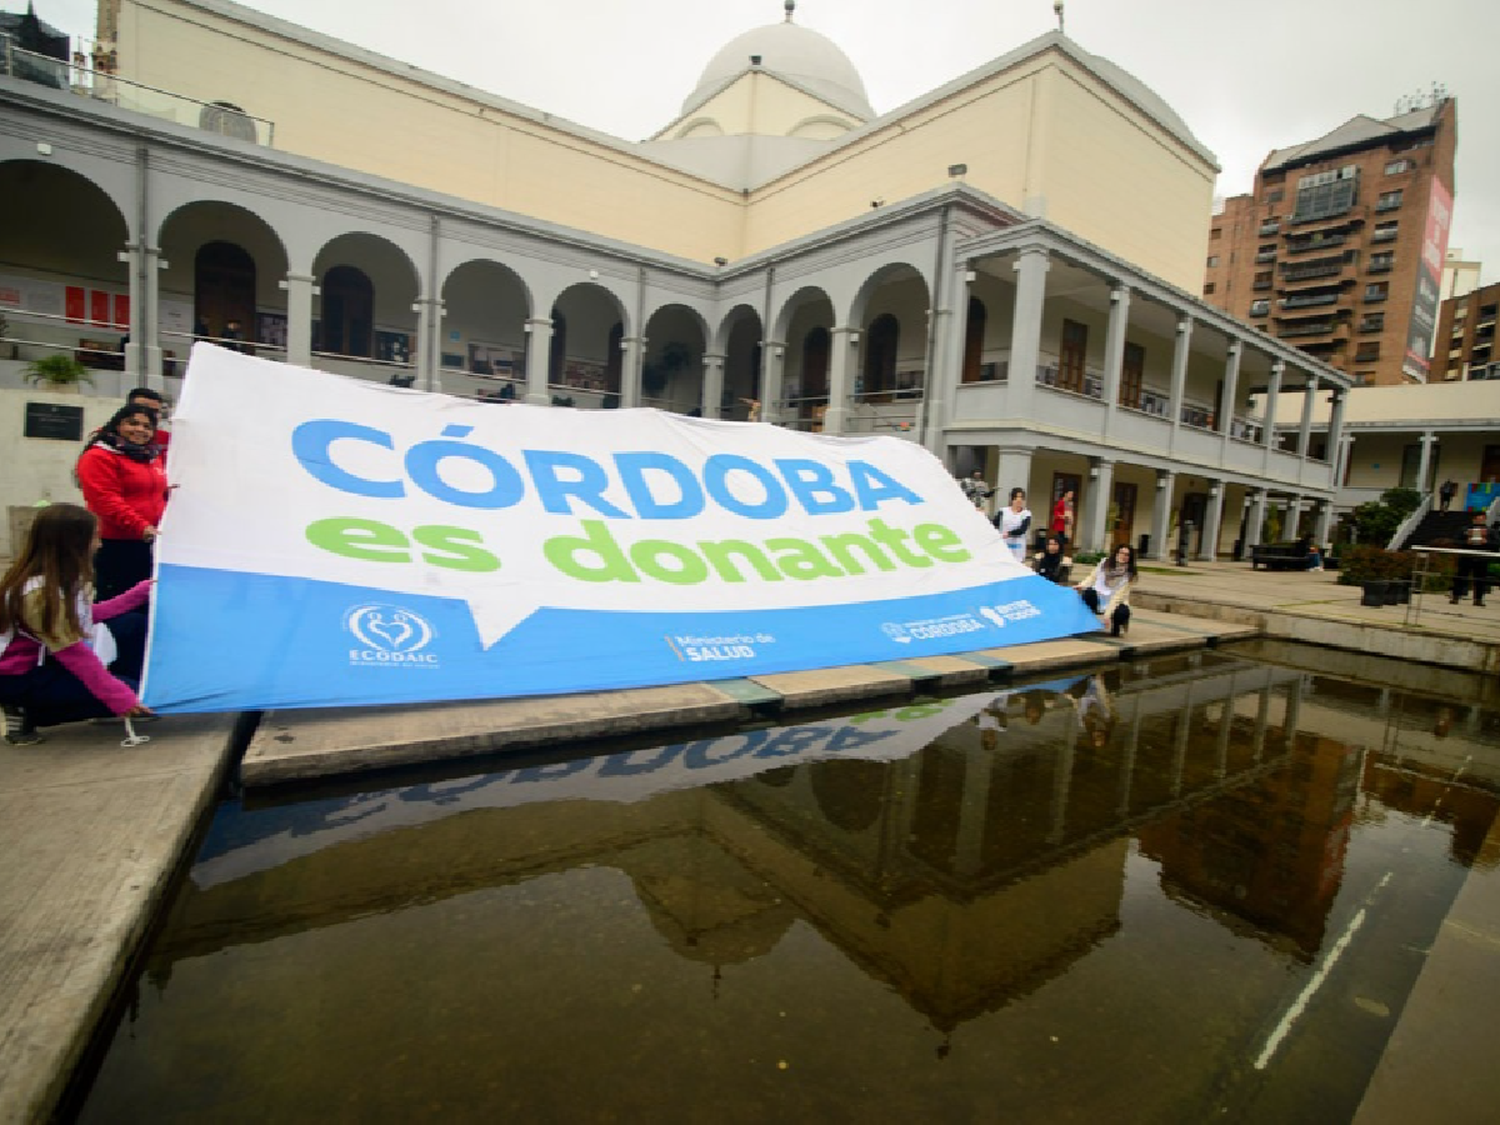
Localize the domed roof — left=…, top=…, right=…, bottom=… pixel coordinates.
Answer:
left=683, top=21, right=874, bottom=121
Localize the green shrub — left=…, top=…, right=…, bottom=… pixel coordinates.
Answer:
left=1337, top=545, right=1417, bottom=585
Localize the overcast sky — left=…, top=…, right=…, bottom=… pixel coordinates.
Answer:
left=25, top=0, right=1500, bottom=282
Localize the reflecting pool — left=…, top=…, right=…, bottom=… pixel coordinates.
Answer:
left=75, top=651, right=1500, bottom=1123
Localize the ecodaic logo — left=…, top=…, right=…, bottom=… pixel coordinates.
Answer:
left=345, top=604, right=439, bottom=666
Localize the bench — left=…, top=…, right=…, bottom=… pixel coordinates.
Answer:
left=1250, top=542, right=1312, bottom=570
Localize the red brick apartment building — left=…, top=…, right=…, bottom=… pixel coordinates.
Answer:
left=1204, top=99, right=1456, bottom=386
left=1433, top=280, right=1500, bottom=382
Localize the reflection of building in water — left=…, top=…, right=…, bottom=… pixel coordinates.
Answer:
left=150, top=655, right=1319, bottom=1034
left=1137, top=691, right=1360, bottom=959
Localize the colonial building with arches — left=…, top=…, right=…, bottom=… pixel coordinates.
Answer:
left=0, top=0, right=1352, bottom=559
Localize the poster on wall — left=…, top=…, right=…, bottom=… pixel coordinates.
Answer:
left=1404, top=178, right=1453, bottom=379
left=159, top=296, right=194, bottom=340
left=0, top=273, right=66, bottom=317
left=142, top=345, right=1099, bottom=714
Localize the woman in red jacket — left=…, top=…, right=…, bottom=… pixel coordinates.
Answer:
left=76, top=402, right=168, bottom=600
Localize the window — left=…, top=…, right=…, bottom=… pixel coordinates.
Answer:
left=1253, top=271, right=1273, bottom=290
left=1058, top=319, right=1088, bottom=393
left=961, top=297, right=988, bottom=383
left=1207, top=255, right=1220, bottom=268
left=1373, top=221, right=1399, bottom=242
left=1369, top=252, right=1394, bottom=272
left=1376, top=189, right=1403, bottom=211
left=1255, top=244, right=1277, bottom=263
left=1265, top=188, right=1285, bottom=204
left=1355, top=342, right=1380, bottom=362
left=1210, top=227, right=1222, bottom=240
left=1384, top=159, right=1412, bottom=175
left=1293, top=166, right=1359, bottom=222
left=1203, top=282, right=1217, bottom=295
left=1365, top=282, right=1389, bottom=302
left=1360, top=313, right=1385, bottom=333
left=1249, top=299, right=1270, bottom=317
left=862, top=314, right=899, bottom=396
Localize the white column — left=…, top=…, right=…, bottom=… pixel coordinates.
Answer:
left=1297, top=375, right=1318, bottom=458
left=1261, top=361, right=1284, bottom=468
left=1314, top=501, right=1334, bottom=548
left=620, top=335, right=645, bottom=409
left=823, top=326, right=858, bottom=434
left=280, top=273, right=317, bottom=369
left=1218, top=341, right=1242, bottom=457
left=523, top=318, right=553, bottom=405
left=1150, top=470, right=1175, bottom=561
left=1334, top=433, right=1356, bottom=488
left=1200, top=481, right=1226, bottom=561
left=1284, top=495, right=1303, bottom=542
left=701, top=352, right=726, bottom=419
left=117, top=244, right=147, bottom=383
left=993, top=447, right=1034, bottom=516
left=413, top=296, right=444, bottom=393
left=1082, top=459, right=1115, bottom=553
left=1248, top=488, right=1269, bottom=546
left=1327, top=389, right=1349, bottom=477
left=1168, top=316, right=1193, bottom=441
left=1101, top=283, right=1130, bottom=437
left=760, top=341, right=786, bottom=425
left=925, top=262, right=971, bottom=454
left=1416, top=431, right=1438, bottom=493
left=1006, top=247, right=1050, bottom=419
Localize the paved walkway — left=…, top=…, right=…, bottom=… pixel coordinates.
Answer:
left=0, top=561, right=1496, bottom=1122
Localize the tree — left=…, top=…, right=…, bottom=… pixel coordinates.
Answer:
left=1348, top=487, right=1422, bottom=545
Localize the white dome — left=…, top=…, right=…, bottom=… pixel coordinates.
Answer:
left=683, top=22, right=874, bottom=120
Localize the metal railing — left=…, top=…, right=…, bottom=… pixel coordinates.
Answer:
left=1, top=35, right=275, bottom=146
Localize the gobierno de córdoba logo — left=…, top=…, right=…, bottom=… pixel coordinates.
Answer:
left=345, top=604, right=439, bottom=667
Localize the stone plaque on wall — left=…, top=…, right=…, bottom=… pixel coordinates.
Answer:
left=24, top=401, right=85, bottom=441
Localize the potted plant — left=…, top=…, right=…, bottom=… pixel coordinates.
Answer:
left=24, top=353, right=94, bottom=391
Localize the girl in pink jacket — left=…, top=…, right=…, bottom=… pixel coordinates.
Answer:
left=0, top=504, right=153, bottom=745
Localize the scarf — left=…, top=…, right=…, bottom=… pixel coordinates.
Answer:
left=1102, top=560, right=1131, bottom=584
left=92, top=429, right=161, bottom=463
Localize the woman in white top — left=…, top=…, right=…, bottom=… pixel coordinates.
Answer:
left=1075, top=544, right=1137, bottom=636
left=994, top=488, right=1032, bottom=563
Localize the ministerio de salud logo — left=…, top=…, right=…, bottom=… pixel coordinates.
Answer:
left=345, top=604, right=439, bottom=667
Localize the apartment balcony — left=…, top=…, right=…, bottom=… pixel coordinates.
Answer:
left=1279, top=292, right=1340, bottom=310
left=1255, top=252, right=1277, bottom=263
left=1258, top=221, right=1281, bottom=236
left=1286, top=234, right=1348, bottom=254
left=1366, top=260, right=1394, bottom=274
left=1280, top=321, right=1337, bottom=339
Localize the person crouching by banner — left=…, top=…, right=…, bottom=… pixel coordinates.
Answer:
left=1075, top=544, right=1136, bottom=637
left=0, top=505, right=154, bottom=745
left=1033, top=534, right=1072, bottom=583
left=994, top=487, right=1032, bottom=562
left=76, top=402, right=168, bottom=601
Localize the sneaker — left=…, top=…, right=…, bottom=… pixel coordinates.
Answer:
left=2, top=705, right=42, bottom=747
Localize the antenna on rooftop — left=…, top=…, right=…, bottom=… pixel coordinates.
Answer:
left=1053, top=1, right=1065, bottom=34
left=1394, top=82, right=1449, bottom=115
left=784, top=0, right=795, bottom=23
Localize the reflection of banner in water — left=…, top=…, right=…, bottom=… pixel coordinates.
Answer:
left=144, top=346, right=1097, bottom=713
left=192, top=692, right=1002, bottom=888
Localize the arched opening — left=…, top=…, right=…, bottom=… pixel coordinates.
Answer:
left=194, top=241, right=256, bottom=349
left=319, top=265, right=374, bottom=357
left=862, top=313, right=899, bottom=399
left=962, top=296, right=988, bottom=383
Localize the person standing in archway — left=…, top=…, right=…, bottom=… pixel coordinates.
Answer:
left=1051, top=488, right=1076, bottom=548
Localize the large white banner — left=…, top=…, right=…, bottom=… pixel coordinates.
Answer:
left=142, top=345, right=1097, bottom=712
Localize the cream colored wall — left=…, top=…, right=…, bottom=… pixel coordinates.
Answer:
left=1039, top=66, right=1216, bottom=292
left=675, top=74, right=850, bottom=138
left=113, top=0, right=744, bottom=264
left=744, top=55, right=1215, bottom=289
left=744, top=60, right=1043, bottom=257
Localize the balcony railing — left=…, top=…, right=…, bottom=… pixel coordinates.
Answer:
left=1258, top=221, right=1280, bottom=235
left=1286, top=234, right=1347, bottom=254
left=1281, top=322, right=1335, bottom=338
left=0, top=35, right=275, bottom=145
left=1255, top=252, right=1277, bottom=263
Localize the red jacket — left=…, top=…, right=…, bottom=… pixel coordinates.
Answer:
left=76, top=445, right=168, bottom=540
